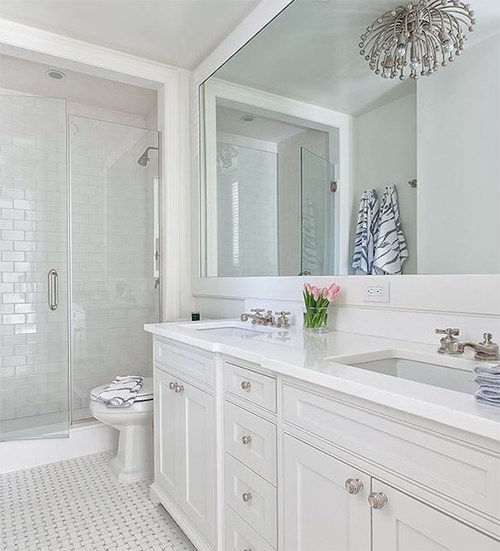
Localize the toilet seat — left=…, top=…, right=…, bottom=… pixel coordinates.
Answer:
left=90, top=376, right=153, bottom=404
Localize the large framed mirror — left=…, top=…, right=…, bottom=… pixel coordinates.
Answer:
left=199, top=0, right=500, bottom=278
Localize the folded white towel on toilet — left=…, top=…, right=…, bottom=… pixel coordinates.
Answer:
left=93, top=375, right=144, bottom=408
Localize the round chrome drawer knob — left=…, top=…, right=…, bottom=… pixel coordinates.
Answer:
left=242, top=492, right=253, bottom=503
left=241, top=435, right=252, bottom=445
left=240, top=381, right=251, bottom=391
left=345, top=478, right=364, bottom=495
left=174, top=383, right=184, bottom=393
left=169, top=382, right=176, bottom=390
left=368, top=492, right=388, bottom=509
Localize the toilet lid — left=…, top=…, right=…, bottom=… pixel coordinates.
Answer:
left=90, top=376, right=153, bottom=402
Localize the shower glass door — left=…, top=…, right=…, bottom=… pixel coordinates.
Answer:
left=70, top=117, right=160, bottom=421
left=300, top=147, right=337, bottom=276
left=0, top=95, right=69, bottom=440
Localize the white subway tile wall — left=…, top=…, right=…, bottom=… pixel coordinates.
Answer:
left=70, top=117, right=160, bottom=420
left=0, top=95, right=69, bottom=436
left=217, top=144, right=278, bottom=276
left=0, top=95, right=159, bottom=433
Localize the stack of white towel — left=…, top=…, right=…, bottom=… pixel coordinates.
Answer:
left=474, top=364, right=500, bottom=407
left=94, top=375, right=144, bottom=408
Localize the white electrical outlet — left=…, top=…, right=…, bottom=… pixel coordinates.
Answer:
left=364, top=282, right=390, bottom=303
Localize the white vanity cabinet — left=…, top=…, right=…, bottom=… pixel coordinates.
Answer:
left=151, top=338, right=216, bottom=551
left=146, top=331, right=500, bottom=551
left=283, top=434, right=371, bottom=551
left=283, top=433, right=499, bottom=551
left=281, top=382, right=500, bottom=551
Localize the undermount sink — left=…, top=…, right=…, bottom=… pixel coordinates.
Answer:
left=330, top=349, right=476, bottom=394
left=179, top=321, right=275, bottom=339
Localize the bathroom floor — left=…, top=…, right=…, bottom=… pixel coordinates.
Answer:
left=0, top=451, right=197, bottom=551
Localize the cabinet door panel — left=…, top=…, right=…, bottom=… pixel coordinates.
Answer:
left=154, top=370, right=180, bottom=499
left=283, top=434, right=370, bottom=551
left=181, top=381, right=215, bottom=543
left=372, top=480, right=499, bottom=551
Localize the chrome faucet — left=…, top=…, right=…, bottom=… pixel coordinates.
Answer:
left=436, top=328, right=499, bottom=361
left=457, top=333, right=499, bottom=362
left=240, top=308, right=275, bottom=326
left=436, top=328, right=461, bottom=355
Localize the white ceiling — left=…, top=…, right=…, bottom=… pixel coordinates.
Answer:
left=0, top=53, right=157, bottom=116
left=215, top=0, right=500, bottom=116
left=217, top=104, right=306, bottom=143
left=0, top=0, right=262, bottom=69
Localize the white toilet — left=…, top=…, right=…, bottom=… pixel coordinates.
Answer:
left=89, top=376, right=153, bottom=483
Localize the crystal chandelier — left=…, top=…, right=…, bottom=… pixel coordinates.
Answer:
left=359, top=0, right=476, bottom=80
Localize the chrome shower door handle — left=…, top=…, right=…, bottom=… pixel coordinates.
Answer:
left=48, top=269, right=58, bottom=311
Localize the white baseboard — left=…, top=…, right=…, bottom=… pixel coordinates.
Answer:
left=0, top=421, right=118, bottom=474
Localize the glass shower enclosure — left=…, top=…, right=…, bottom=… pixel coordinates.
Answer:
left=300, top=147, right=337, bottom=275
left=0, top=96, right=70, bottom=439
left=0, top=95, right=160, bottom=440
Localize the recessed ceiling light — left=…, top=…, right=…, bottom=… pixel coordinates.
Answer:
left=240, top=114, right=255, bottom=122
left=46, top=69, right=66, bottom=80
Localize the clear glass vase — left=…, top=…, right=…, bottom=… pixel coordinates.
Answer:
left=303, top=306, right=329, bottom=333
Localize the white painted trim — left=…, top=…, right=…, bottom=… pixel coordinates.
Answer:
left=193, top=0, right=294, bottom=86
left=0, top=17, right=193, bottom=321
left=200, top=78, right=352, bottom=278
left=218, top=131, right=278, bottom=153
left=190, top=0, right=500, bottom=318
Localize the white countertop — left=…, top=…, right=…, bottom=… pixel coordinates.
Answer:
left=145, top=320, right=500, bottom=444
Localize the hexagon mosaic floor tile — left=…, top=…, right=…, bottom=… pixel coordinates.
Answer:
left=0, top=451, right=197, bottom=551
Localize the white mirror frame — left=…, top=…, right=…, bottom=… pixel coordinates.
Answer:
left=201, top=77, right=352, bottom=277
left=191, top=0, right=500, bottom=320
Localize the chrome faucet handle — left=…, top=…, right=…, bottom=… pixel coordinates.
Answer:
left=435, top=328, right=460, bottom=337
left=275, top=311, right=291, bottom=328
left=250, top=308, right=265, bottom=315
left=436, top=328, right=461, bottom=355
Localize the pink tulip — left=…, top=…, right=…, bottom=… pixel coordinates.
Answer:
left=326, top=283, right=341, bottom=302
left=304, top=282, right=312, bottom=293
left=311, top=286, right=321, bottom=300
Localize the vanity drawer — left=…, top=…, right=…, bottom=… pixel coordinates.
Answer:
left=225, top=362, right=276, bottom=412
left=225, top=454, right=277, bottom=547
left=225, top=506, right=275, bottom=551
left=154, top=338, right=214, bottom=386
left=282, top=383, right=500, bottom=519
left=225, top=401, right=277, bottom=485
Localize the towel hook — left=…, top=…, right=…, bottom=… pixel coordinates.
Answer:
left=408, top=179, right=417, bottom=188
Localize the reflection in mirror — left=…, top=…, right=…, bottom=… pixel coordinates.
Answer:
left=200, top=0, right=500, bottom=277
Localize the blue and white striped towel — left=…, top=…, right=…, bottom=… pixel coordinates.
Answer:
left=94, top=375, right=144, bottom=408
left=352, top=189, right=379, bottom=275
left=373, top=185, right=408, bottom=275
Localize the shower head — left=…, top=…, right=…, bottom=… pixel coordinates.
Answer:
left=137, top=146, right=158, bottom=166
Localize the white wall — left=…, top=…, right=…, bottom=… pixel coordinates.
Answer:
left=352, top=93, right=417, bottom=274
left=417, top=34, right=500, bottom=274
